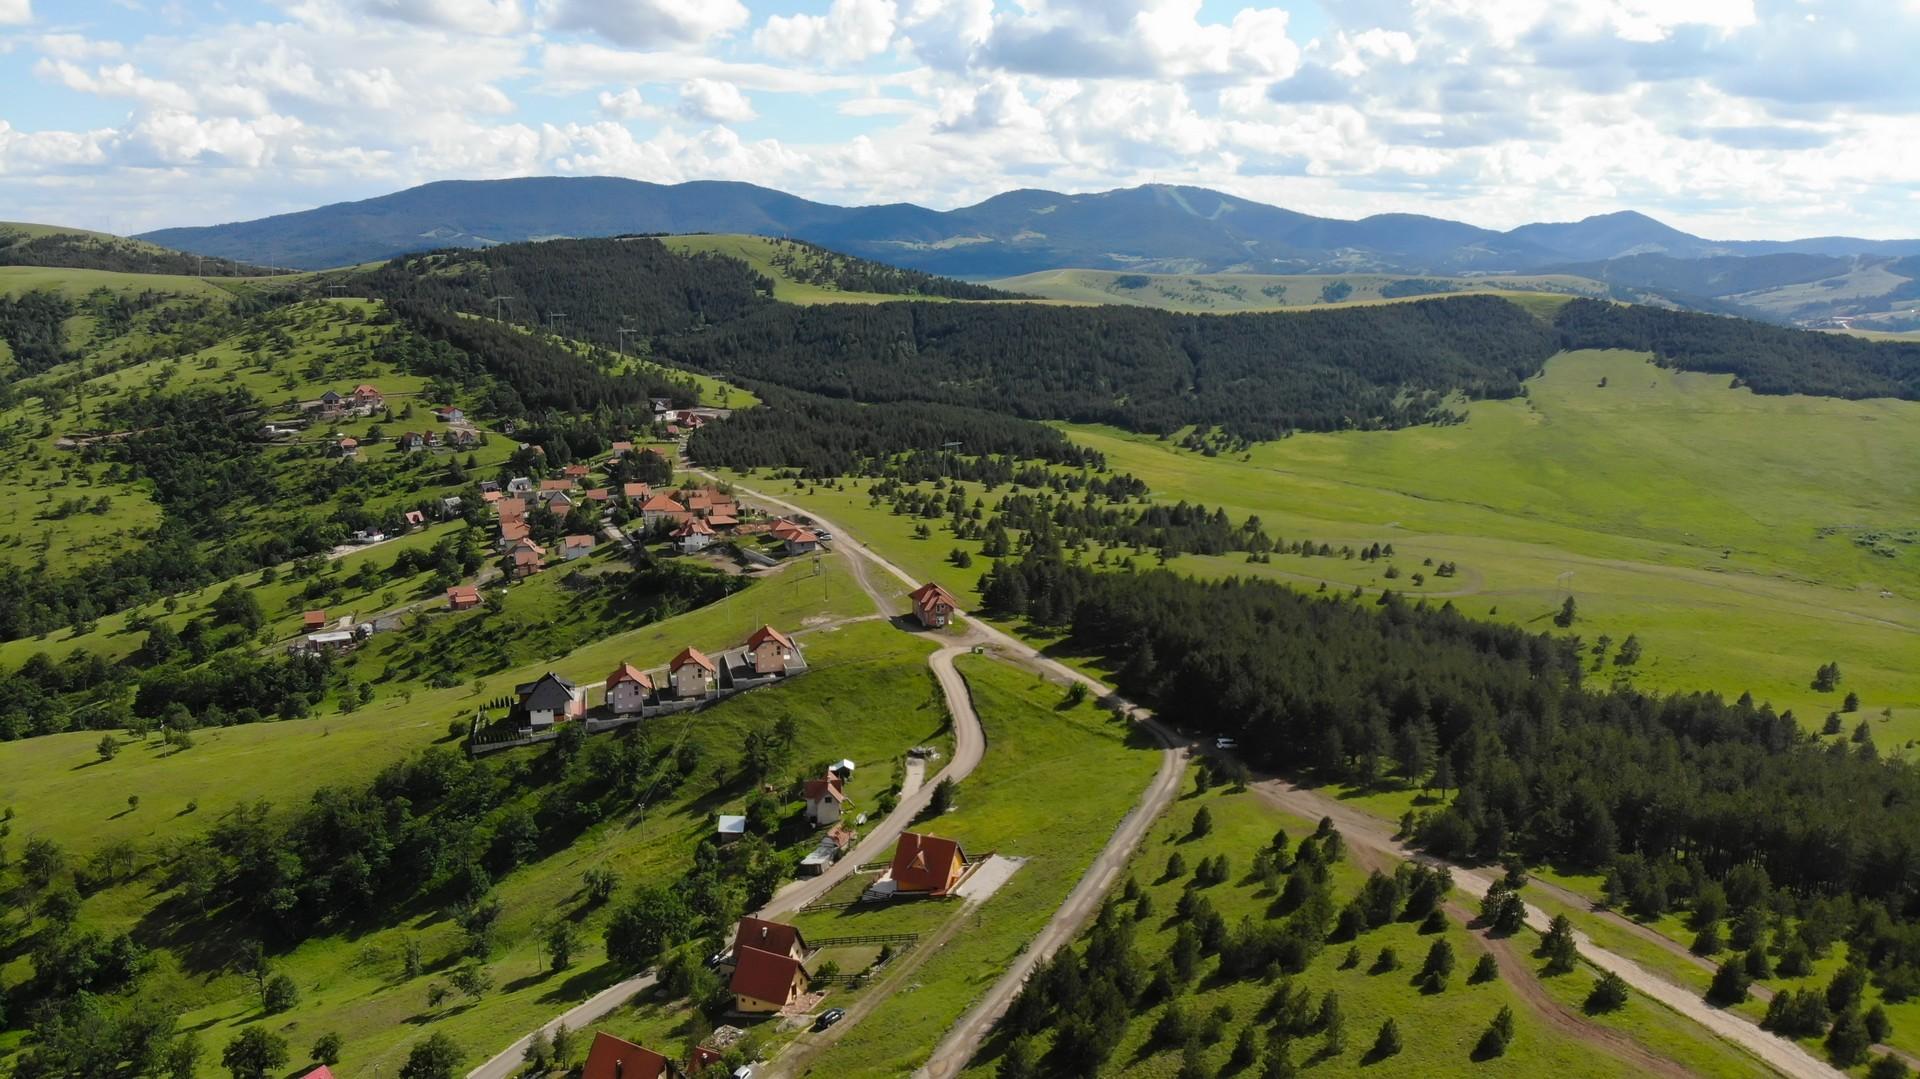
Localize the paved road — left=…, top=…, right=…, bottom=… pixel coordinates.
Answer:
left=467, top=562, right=988, bottom=1078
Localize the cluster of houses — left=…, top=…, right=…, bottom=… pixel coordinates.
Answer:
left=482, top=625, right=807, bottom=746
left=579, top=1028, right=752, bottom=1079
left=290, top=609, right=375, bottom=654
left=308, top=383, right=385, bottom=420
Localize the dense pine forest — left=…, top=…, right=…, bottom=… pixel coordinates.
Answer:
left=979, top=553, right=1920, bottom=999
left=750, top=236, right=1031, bottom=299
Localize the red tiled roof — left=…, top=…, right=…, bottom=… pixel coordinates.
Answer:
left=671, top=646, right=717, bottom=674
left=584, top=488, right=611, bottom=501
left=404, top=510, right=425, bottom=524
left=769, top=519, right=805, bottom=539
left=302, top=610, right=326, bottom=628
left=673, top=517, right=715, bottom=537
left=622, top=483, right=650, bottom=499
left=563, top=464, right=591, bottom=477
left=500, top=520, right=530, bottom=542
left=688, top=1045, right=725, bottom=1073
left=581, top=1031, right=670, bottom=1079
left=606, top=662, right=652, bottom=690
left=745, top=625, right=795, bottom=652
left=706, top=514, right=739, bottom=528
left=889, top=832, right=967, bottom=894
left=640, top=494, right=687, bottom=512
left=447, top=586, right=480, bottom=605
left=732, top=916, right=807, bottom=958
left=540, top=478, right=576, bottom=492
left=565, top=534, right=595, bottom=549
left=299, top=1068, right=336, bottom=1079
left=728, top=945, right=807, bottom=1007
left=482, top=490, right=504, bottom=502
left=804, top=775, right=847, bottom=803
left=337, top=437, right=357, bottom=448
left=352, top=384, right=380, bottom=396
left=785, top=528, right=819, bottom=544
left=911, top=582, right=960, bottom=614
left=610, top=441, right=634, bottom=453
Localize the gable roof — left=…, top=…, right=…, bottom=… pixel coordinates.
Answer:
left=352, top=383, right=381, bottom=396
left=890, top=831, right=968, bottom=893
left=732, top=916, right=807, bottom=958
left=606, top=662, right=652, bottom=689
left=804, top=774, right=847, bottom=803
left=447, top=586, right=480, bottom=605
left=299, top=1068, right=337, bottom=1079
left=728, top=944, right=808, bottom=1005
left=672, top=517, right=715, bottom=537
left=622, top=482, right=651, bottom=498
left=516, top=672, right=578, bottom=711
left=540, top=478, right=576, bottom=492
left=745, top=625, right=795, bottom=652
left=671, top=646, right=717, bottom=675
left=640, top=493, right=687, bottom=512
left=769, top=519, right=806, bottom=539
left=910, top=582, right=960, bottom=608
left=581, top=1031, right=670, bottom=1079
left=564, top=533, right=595, bottom=549
left=302, top=609, right=326, bottom=627
left=562, top=464, right=591, bottom=476
left=784, top=528, right=820, bottom=544
left=610, top=440, right=634, bottom=453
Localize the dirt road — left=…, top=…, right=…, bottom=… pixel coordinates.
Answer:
left=1255, top=779, right=1841, bottom=1079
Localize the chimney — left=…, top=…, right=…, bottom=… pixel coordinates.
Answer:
left=615, top=1061, right=624, bottom=1079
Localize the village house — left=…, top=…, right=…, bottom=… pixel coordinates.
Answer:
left=318, top=389, right=344, bottom=408
left=445, top=427, right=478, bottom=447
left=622, top=482, right=651, bottom=501
left=651, top=396, right=673, bottom=414
left=804, top=770, right=849, bottom=825
left=563, top=534, right=596, bottom=560
left=716, top=815, right=747, bottom=843
left=884, top=831, right=970, bottom=897
left=581, top=1032, right=671, bottom=1079
left=547, top=490, right=577, bottom=513
left=432, top=405, right=464, bottom=423
left=732, top=917, right=808, bottom=963
left=610, top=440, right=634, bottom=455
left=302, top=610, right=327, bottom=631
left=482, top=490, right=505, bottom=505
left=446, top=585, right=481, bottom=611
left=499, top=518, right=530, bottom=546
left=512, top=672, right=585, bottom=728
left=745, top=625, right=799, bottom=676
left=509, top=539, right=546, bottom=578
left=672, top=516, right=716, bottom=554
left=334, top=436, right=358, bottom=459
left=440, top=495, right=464, bottom=516
left=539, top=478, right=576, bottom=496
left=640, top=492, right=689, bottom=529
left=583, top=487, right=612, bottom=506
left=669, top=646, right=718, bottom=699
left=350, top=384, right=384, bottom=409
left=506, top=476, right=534, bottom=497
left=396, top=431, right=427, bottom=452
left=403, top=509, right=426, bottom=529
left=909, top=582, right=960, bottom=629
left=800, top=825, right=856, bottom=876
left=729, top=944, right=811, bottom=1015
left=562, top=463, right=591, bottom=479
left=605, top=662, right=653, bottom=715
left=782, top=526, right=821, bottom=557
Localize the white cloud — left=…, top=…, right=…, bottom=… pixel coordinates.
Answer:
left=360, top=0, right=525, bottom=34
left=37, top=34, right=124, bottom=60
left=755, top=0, right=897, bottom=66
left=677, top=77, right=756, bottom=123
left=0, top=0, right=30, bottom=26
left=537, top=0, right=748, bottom=48
left=596, top=87, right=653, bottom=119
left=35, top=59, right=198, bottom=111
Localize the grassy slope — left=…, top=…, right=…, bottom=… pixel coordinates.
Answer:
left=957, top=789, right=1762, bottom=1078
left=661, top=235, right=936, bottom=305
left=984, top=268, right=1604, bottom=313
left=0, top=264, right=268, bottom=301
left=1064, top=349, right=1920, bottom=739
left=733, top=349, right=1920, bottom=745
left=0, top=583, right=893, bottom=1076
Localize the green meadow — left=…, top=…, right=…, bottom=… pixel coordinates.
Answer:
left=734, top=348, right=1920, bottom=744
left=661, top=234, right=935, bottom=305
left=985, top=267, right=1604, bottom=313
left=956, top=788, right=1763, bottom=1078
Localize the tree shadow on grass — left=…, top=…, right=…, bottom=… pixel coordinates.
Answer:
left=536, top=962, right=626, bottom=1005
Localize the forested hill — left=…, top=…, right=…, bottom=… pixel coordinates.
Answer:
left=0, top=222, right=278, bottom=276
left=736, top=235, right=1031, bottom=299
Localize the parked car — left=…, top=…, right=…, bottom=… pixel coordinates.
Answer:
left=814, top=1008, right=846, bottom=1031
left=1215, top=737, right=1238, bottom=750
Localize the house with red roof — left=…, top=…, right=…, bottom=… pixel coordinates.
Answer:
left=729, top=945, right=810, bottom=1014
left=670, top=647, right=718, bottom=699
left=886, top=831, right=969, bottom=897
left=581, top=1031, right=670, bottom=1079
left=334, top=436, right=358, bottom=459
left=606, top=662, right=653, bottom=715
left=298, top=1067, right=336, bottom=1079
left=640, top=493, right=689, bottom=529
left=672, top=516, right=716, bottom=554
left=562, top=463, right=591, bottom=479
left=610, top=440, right=634, bottom=455
left=403, top=509, right=426, bottom=529
left=621, top=482, right=651, bottom=501
left=731, top=917, right=808, bottom=963
left=909, top=582, right=960, bottom=629
left=302, top=609, right=327, bottom=631
left=745, top=625, right=798, bottom=676
left=563, top=534, right=596, bottom=560
left=508, top=540, right=546, bottom=578
left=446, top=585, right=481, bottom=611
left=804, top=771, right=849, bottom=825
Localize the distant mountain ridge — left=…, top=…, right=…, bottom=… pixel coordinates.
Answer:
left=139, top=177, right=1920, bottom=278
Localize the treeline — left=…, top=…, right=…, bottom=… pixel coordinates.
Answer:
left=686, top=385, right=1104, bottom=476
left=668, top=295, right=1555, bottom=440
left=380, top=301, right=695, bottom=421
left=1555, top=298, right=1920, bottom=400
left=979, top=554, right=1920, bottom=910
left=0, top=291, right=75, bottom=376
left=357, top=237, right=772, bottom=344
left=0, top=228, right=276, bottom=276
left=758, top=237, right=1028, bottom=300
left=103, top=388, right=272, bottom=541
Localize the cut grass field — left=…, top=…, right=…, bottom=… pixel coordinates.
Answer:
left=956, top=788, right=1764, bottom=1078
left=984, top=267, right=1605, bottom=313
left=660, top=235, right=939, bottom=305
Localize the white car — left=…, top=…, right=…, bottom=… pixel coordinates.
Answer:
left=1215, top=737, right=1238, bottom=750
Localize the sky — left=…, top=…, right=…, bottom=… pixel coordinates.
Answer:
left=1, top=0, right=1918, bottom=239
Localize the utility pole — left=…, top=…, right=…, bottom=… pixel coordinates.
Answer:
left=488, top=295, right=513, bottom=321
left=617, top=326, right=638, bottom=354
left=546, top=312, right=567, bottom=332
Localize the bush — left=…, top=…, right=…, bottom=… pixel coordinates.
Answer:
left=1869, top=1055, right=1913, bottom=1079
left=311, top=1032, right=343, bottom=1067
left=261, top=973, right=300, bottom=1014
left=1370, top=1018, right=1402, bottom=1059
left=1475, top=1007, right=1515, bottom=1059
left=1707, top=960, right=1752, bottom=1006
left=1586, top=971, right=1629, bottom=1013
